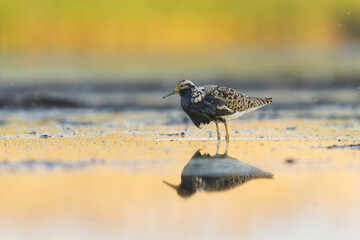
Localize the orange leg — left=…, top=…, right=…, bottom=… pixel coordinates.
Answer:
left=216, top=122, right=221, bottom=140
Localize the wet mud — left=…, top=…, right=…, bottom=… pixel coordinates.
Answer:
left=0, top=84, right=359, bottom=239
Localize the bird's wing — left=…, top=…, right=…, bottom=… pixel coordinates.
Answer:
left=190, top=96, right=219, bottom=118
left=202, top=94, right=234, bottom=116
left=197, top=85, right=235, bottom=116
left=198, top=85, right=221, bottom=95
left=201, top=85, right=272, bottom=112
left=186, top=93, right=234, bottom=128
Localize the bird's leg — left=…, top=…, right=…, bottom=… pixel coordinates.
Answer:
left=224, top=121, right=230, bottom=140
left=225, top=139, right=229, bottom=155
left=216, top=139, right=220, bottom=155
left=215, top=122, right=221, bottom=140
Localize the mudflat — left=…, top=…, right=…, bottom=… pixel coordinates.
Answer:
left=0, top=85, right=359, bottom=239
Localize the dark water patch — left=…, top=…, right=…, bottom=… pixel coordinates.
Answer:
left=159, top=133, right=181, bottom=137
left=285, top=159, right=296, bottom=164
left=0, top=94, right=84, bottom=109
left=22, top=95, right=83, bottom=108
left=325, top=144, right=360, bottom=150
left=158, top=132, right=186, bottom=137
left=293, top=114, right=360, bottom=121
left=40, top=134, right=51, bottom=139
left=0, top=159, right=106, bottom=172
left=0, top=93, right=173, bottom=111
left=313, top=144, right=360, bottom=150
left=0, top=82, right=358, bottom=111
left=58, top=120, right=94, bottom=126
left=0, top=158, right=172, bottom=173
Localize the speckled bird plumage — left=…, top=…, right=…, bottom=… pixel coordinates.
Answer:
left=162, top=79, right=272, bottom=140
left=200, top=84, right=272, bottom=113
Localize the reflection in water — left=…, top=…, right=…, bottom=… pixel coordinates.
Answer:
left=163, top=142, right=273, bottom=198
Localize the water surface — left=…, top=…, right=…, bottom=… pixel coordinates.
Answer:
left=0, top=86, right=359, bottom=239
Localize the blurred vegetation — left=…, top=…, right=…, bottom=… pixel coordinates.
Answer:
left=0, top=0, right=359, bottom=54
left=0, top=0, right=359, bottom=85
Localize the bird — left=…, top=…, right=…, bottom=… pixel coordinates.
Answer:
left=163, top=148, right=273, bottom=198
left=162, top=79, right=272, bottom=140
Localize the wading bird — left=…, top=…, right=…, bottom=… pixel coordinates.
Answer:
left=162, top=79, right=272, bottom=140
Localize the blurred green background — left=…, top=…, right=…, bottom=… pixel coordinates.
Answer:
left=0, top=0, right=359, bottom=86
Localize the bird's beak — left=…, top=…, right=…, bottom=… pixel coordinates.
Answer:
left=162, top=180, right=179, bottom=190
left=162, top=90, right=178, bottom=99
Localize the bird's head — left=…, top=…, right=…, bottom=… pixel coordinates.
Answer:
left=162, top=180, right=196, bottom=198
left=162, top=79, right=195, bottom=99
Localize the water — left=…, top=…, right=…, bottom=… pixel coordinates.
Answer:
left=0, top=85, right=359, bottom=239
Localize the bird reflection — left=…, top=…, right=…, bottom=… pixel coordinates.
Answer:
left=163, top=142, right=273, bottom=198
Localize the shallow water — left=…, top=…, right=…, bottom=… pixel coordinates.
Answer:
left=0, top=87, right=359, bottom=239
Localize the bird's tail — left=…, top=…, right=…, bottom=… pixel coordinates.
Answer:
left=240, top=96, right=272, bottom=113
left=262, top=97, right=273, bottom=105
left=250, top=97, right=272, bottom=107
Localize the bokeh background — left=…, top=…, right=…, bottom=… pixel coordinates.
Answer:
left=1, top=2, right=360, bottom=240
left=1, top=0, right=360, bottom=87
